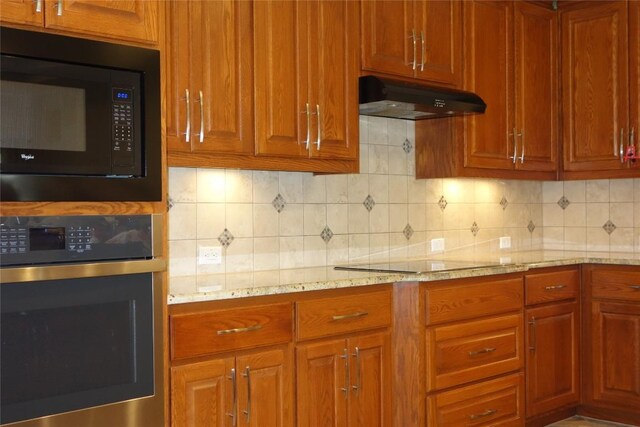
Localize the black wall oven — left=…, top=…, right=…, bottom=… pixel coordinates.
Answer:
left=0, top=215, right=164, bottom=427
left=0, top=27, right=161, bottom=202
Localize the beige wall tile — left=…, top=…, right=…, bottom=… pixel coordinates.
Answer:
left=409, top=231, right=428, bottom=259
left=586, top=228, right=610, bottom=252
left=425, top=179, right=443, bottom=204
left=326, top=174, right=349, bottom=204
left=225, top=238, right=253, bottom=272
left=586, top=179, right=610, bottom=202
left=197, top=168, right=226, bottom=202
left=327, top=234, right=349, bottom=266
left=389, top=233, right=408, bottom=260
left=564, top=203, right=586, bottom=227
left=426, top=204, right=444, bottom=231
left=369, top=174, right=389, bottom=204
left=610, top=178, right=635, bottom=202
left=542, top=203, right=563, bottom=227
left=169, top=239, right=196, bottom=277
left=408, top=204, right=427, bottom=232
left=368, top=116, right=389, bottom=145
left=389, top=204, right=408, bottom=233
left=542, top=181, right=563, bottom=203
left=196, top=203, right=225, bottom=239
left=387, top=118, right=408, bottom=145
left=253, top=204, right=279, bottom=237
left=388, top=145, right=408, bottom=175
left=304, top=204, right=327, bottom=235
left=389, top=175, right=408, bottom=203
left=544, top=227, right=564, bottom=250
left=504, top=204, right=529, bottom=228
left=226, top=203, right=253, bottom=238
left=359, top=142, right=369, bottom=173
left=225, top=170, right=253, bottom=203
left=369, top=144, right=389, bottom=174
left=610, top=228, right=634, bottom=252
left=348, top=174, right=369, bottom=203
left=349, top=234, right=370, bottom=263
left=279, top=236, right=304, bottom=269
left=475, top=179, right=502, bottom=203
left=370, top=204, right=390, bottom=233
left=564, top=227, right=587, bottom=251
left=170, top=276, right=197, bottom=295
left=169, top=167, right=197, bottom=202
left=280, top=204, right=304, bottom=236
left=444, top=178, right=475, bottom=203
left=303, top=236, right=327, bottom=268
left=610, top=202, right=634, bottom=228
left=252, top=170, right=279, bottom=203
left=370, top=233, right=390, bottom=263
left=327, top=204, right=348, bottom=235
left=564, top=180, right=586, bottom=203
left=169, top=203, right=197, bottom=240
left=586, top=203, right=609, bottom=228
left=303, top=174, right=326, bottom=203
left=408, top=179, right=427, bottom=203
left=254, top=237, right=280, bottom=271
left=348, top=203, right=369, bottom=234
left=279, top=172, right=304, bottom=203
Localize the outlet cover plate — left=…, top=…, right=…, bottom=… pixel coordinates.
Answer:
left=430, top=238, right=445, bottom=252
left=499, top=236, right=511, bottom=249
left=199, top=246, right=222, bottom=265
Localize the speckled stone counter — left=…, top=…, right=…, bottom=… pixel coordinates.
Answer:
left=168, top=251, right=640, bottom=305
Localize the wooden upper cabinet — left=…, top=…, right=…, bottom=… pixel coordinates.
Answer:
left=561, top=1, right=640, bottom=178
left=631, top=0, right=639, bottom=160
left=255, top=0, right=358, bottom=162
left=0, top=0, right=158, bottom=44
left=361, top=0, right=461, bottom=87
left=166, top=0, right=253, bottom=162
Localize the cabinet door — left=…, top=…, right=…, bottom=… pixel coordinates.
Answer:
left=414, top=0, right=461, bottom=86
left=307, top=0, right=358, bottom=161
left=513, top=2, right=558, bottom=173
left=525, top=301, right=580, bottom=417
left=630, top=0, right=640, bottom=165
left=462, top=0, right=515, bottom=171
left=171, top=358, right=235, bottom=427
left=348, top=332, right=392, bottom=427
left=254, top=0, right=307, bottom=158
left=45, top=0, right=158, bottom=43
left=361, top=0, right=415, bottom=79
left=296, top=339, right=348, bottom=427
left=588, top=300, right=640, bottom=412
left=0, top=0, right=44, bottom=26
left=562, top=1, right=629, bottom=172
left=236, top=347, right=294, bottom=427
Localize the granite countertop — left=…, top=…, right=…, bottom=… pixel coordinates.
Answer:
left=168, top=251, right=640, bottom=305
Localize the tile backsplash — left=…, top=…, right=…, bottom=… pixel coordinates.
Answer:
left=168, top=116, right=640, bottom=294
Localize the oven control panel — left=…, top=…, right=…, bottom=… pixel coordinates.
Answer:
left=0, top=215, right=152, bottom=266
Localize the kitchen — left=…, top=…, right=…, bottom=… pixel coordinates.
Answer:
left=0, top=1, right=639, bottom=427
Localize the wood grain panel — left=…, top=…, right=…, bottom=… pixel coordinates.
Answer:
left=525, top=268, right=580, bottom=306
left=0, top=0, right=44, bottom=26
left=591, top=267, right=640, bottom=302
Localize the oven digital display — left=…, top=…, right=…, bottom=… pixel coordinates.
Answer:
left=112, top=88, right=132, bottom=103
left=29, top=227, right=65, bottom=251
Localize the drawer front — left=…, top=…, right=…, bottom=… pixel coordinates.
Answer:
left=591, top=267, right=640, bottom=302
left=426, top=277, right=523, bottom=325
left=296, top=289, right=392, bottom=341
left=426, top=314, right=523, bottom=391
left=427, top=373, right=524, bottom=427
left=525, top=268, right=579, bottom=305
left=170, top=302, right=293, bottom=360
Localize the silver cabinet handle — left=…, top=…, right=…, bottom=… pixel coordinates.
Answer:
left=301, top=103, right=311, bottom=150
left=519, top=130, right=525, bottom=163
left=315, top=104, right=321, bottom=150
left=34, top=0, right=42, bottom=13
left=630, top=127, right=636, bottom=159
left=352, top=347, right=361, bottom=394
left=217, top=324, right=263, bottom=335
left=55, top=0, right=62, bottom=16
left=340, top=348, right=349, bottom=397
left=420, top=31, right=425, bottom=71
left=195, top=90, right=204, bottom=143
left=630, top=285, right=640, bottom=290
left=509, top=128, right=518, bottom=163
left=620, top=128, right=625, bottom=163
left=529, top=317, right=536, bottom=351
left=470, top=409, right=497, bottom=420
left=409, top=29, right=417, bottom=70
left=226, top=368, right=237, bottom=427
left=183, top=89, right=191, bottom=143
left=468, top=347, right=496, bottom=357
left=544, top=284, right=567, bottom=290
left=242, top=366, right=251, bottom=424
left=332, top=311, right=368, bottom=321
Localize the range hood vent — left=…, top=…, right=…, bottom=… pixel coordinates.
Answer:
left=359, top=75, right=486, bottom=120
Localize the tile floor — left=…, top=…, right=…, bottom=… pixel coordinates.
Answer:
left=548, top=416, right=637, bottom=426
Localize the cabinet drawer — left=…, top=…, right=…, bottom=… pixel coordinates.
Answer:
left=427, top=373, right=524, bottom=427
left=426, top=314, right=523, bottom=391
left=170, top=302, right=293, bottom=360
left=296, top=289, right=392, bottom=341
left=591, top=267, right=640, bottom=302
left=525, top=268, right=579, bottom=305
left=426, top=277, right=523, bottom=325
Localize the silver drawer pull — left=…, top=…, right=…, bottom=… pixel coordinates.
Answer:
left=544, top=284, right=567, bottom=290
left=217, top=324, right=263, bottom=335
left=468, top=347, right=496, bottom=357
left=630, top=285, right=640, bottom=290
left=332, top=311, right=368, bottom=321
left=470, top=409, right=497, bottom=420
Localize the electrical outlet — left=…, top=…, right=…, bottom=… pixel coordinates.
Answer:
left=199, top=246, right=222, bottom=265
left=430, top=238, right=445, bottom=252
left=499, top=236, right=511, bottom=249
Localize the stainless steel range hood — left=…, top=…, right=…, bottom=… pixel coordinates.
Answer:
left=359, top=75, right=486, bottom=120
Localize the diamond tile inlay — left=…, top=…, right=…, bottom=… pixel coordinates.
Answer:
left=403, top=224, right=414, bottom=240
left=438, top=196, right=448, bottom=211
left=602, top=220, right=617, bottom=235
left=363, top=195, right=376, bottom=212
left=500, top=196, right=509, bottom=210
left=272, top=193, right=287, bottom=213
left=557, top=196, right=571, bottom=210
left=218, top=228, right=235, bottom=248
left=402, top=138, right=413, bottom=154
left=470, top=222, right=479, bottom=237
left=528, top=220, right=536, bottom=233
left=167, top=197, right=175, bottom=212
left=320, top=226, right=334, bottom=243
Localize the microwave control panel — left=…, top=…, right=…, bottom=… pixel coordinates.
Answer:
left=111, top=88, right=135, bottom=167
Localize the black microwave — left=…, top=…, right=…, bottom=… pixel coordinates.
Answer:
left=0, top=27, right=161, bottom=202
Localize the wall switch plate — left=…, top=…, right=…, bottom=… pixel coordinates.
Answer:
left=199, top=246, right=222, bottom=265
left=499, top=236, right=511, bottom=249
left=430, top=238, right=445, bottom=252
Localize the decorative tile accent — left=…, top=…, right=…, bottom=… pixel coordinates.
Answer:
left=272, top=193, right=287, bottom=213
left=470, top=221, right=479, bottom=237
left=558, top=196, right=571, bottom=210
left=320, top=226, right=334, bottom=243
left=167, top=197, right=175, bottom=212
left=602, top=220, right=616, bottom=235
left=363, top=195, right=376, bottom=212
left=218, top=228, right=235, bottom=248
left=438, top=196, right=448, bottom=211
left=528, top=220, right=536, bottom=233
left=403, top=224, right=414, bottom=240
left=500, top=196, right=509, bottom=210
left=402, top=138, right=413, bottom=154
